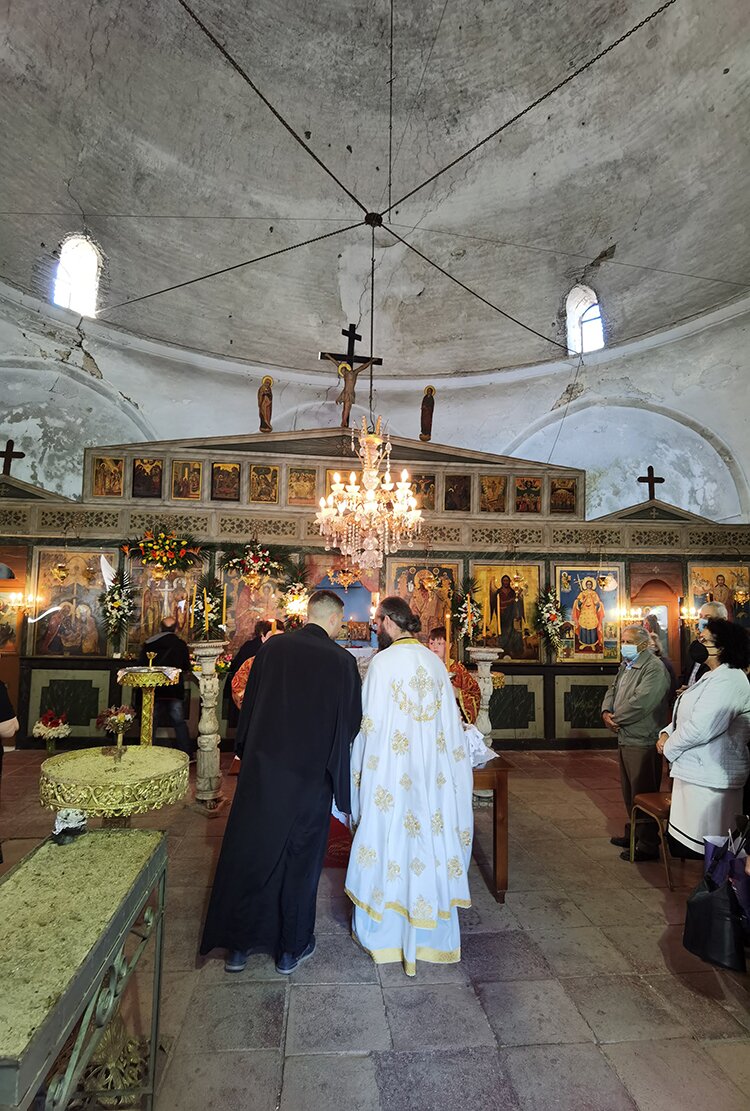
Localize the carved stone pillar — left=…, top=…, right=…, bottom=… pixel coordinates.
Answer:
left=466, top=647, right=504, bottom=738
left=190, top=640, right=227, bottom=811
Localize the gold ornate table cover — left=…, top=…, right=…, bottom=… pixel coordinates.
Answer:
left=117, top=665, right=180, bottom=746
left=39, top=747, right=189, bottom=818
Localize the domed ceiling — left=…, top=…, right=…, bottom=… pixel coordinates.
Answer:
left=1, top=0, right=747, bottom=379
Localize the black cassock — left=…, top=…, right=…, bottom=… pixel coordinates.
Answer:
left=200, top=623, right=362, bottom=958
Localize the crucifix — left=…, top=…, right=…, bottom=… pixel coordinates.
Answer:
left=319, top=323, right=383, bottom=428
left=1, top=439, right=25, bottom=476
left=637, top=465, right=664, bottom=501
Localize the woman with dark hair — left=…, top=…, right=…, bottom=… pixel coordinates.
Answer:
left=656, top=619, right=750, bottom=855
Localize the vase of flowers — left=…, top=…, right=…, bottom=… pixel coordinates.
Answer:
left=33, top=710, right=71, bottom=754
left=220, top=542, right=282, bottom=589
left=122, top=528, right=202, bottom=580
left=538, top=587, right=565, bottom=660
left=96, top=704, right=136, bottom=762
left=279, top=582, right=309, bottom=629
left=98, top=570, right=135, bottom=654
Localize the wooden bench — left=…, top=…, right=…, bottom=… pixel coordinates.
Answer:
left=472, top=754, right=511, bottom=902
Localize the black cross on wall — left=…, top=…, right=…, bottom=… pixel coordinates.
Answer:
left=637, top=465, right=665, bottom=501
left=1, top=439, right=25, bottom=476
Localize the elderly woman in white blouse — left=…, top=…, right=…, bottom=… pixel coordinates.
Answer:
left=656, top=619, right=750, bottom=856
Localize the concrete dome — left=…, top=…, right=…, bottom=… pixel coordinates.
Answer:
left=1, top=0, right=748, bottom=377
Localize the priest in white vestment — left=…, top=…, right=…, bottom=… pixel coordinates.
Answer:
left=345, top=595, right=474, bottom=976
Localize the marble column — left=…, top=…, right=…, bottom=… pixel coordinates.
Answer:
left=466, top=646, right=504, bottom=738
left=190, top=640, right=227, bottom=811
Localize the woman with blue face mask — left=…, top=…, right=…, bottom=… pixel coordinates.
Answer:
left=677, top=602, right=728, bottom=693
left=657, top=619, right=750, bottom=858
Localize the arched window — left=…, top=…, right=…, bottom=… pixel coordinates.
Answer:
left=566, top=283, right=604, bottom=354
left=53, top=235, right=101, bottom=316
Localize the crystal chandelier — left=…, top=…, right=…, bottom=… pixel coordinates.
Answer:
left=316, top=417, right=423, bottom=569
left=327, top=567, right=361, bottom=592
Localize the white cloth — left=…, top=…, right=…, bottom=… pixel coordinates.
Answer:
left=668, top=778, right=744, bottom=851
left=463, top=722, right=496, bottom=768
left=345, top=639, right=474, bottom=976
left=662, top=665, right=750, bottom=789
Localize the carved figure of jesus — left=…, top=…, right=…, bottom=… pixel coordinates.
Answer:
left=333, top=359, right=373, bottom=428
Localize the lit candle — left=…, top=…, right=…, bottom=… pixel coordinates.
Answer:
left=466, top=596, right=473, bottom=636
left=222, top=584, right=227, bottom=624
left=190, top=584, right=196, bottom=628
left=444, top=607, right=451, bottom=665
left=203, top=588, right=209, bottom=634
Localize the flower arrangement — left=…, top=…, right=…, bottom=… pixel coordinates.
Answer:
left=215, top=650, right=232, bottom=675
left=538, top=587, right=565, bottom=658
left=190, top=576, right=227, bottom=642
left=98, top=570, right=135, bottom=650
left=220, top=542, right=282, bottom=587
left=122, top=528, right=202, bottom=579
left=455, top=594, right=483, bottom=642
left=96, top=705, right=136, bottom=735
left=279, top=582, right=309, bottom=628
left=33, top=710, right=70, bottom=754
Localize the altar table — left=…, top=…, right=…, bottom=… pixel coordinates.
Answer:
left=0, top=830, right=166, bottom=1111
left=472, top=755, right=511, bottom=902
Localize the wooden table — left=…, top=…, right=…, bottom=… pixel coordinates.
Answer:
left=472, top=754, right=511, bottom=902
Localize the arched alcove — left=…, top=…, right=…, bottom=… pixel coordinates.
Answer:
left=511, top=404, right=743, bottom=522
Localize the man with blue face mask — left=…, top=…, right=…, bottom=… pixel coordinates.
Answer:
left=601, top=625, right=671, bottom=861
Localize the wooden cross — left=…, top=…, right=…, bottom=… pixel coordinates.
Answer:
left=1, top=439, right=25, bottom=476
left=318, top=323, right=383, bottom=369
left=637, top=465, right=665, bottom=501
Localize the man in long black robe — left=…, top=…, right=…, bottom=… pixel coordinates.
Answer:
left=200, top=590, right=361, bottom=973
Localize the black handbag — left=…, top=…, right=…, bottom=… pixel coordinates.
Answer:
left=683, top=828, right=748, bottom=972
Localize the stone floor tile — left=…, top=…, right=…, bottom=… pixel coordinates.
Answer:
left=199, top=951, right=282, bottom=984
left=530, top=925, right=634, bottom=977
left=280, top=1054, right=381, bottom=1111
left=383, top=984, right=495, bottom=1050
left=702, top=1040, right=750, bottom=1099
left=500, top=1043, right=636, bottom=1111
left=457, top=894, right=521, bottom=934
left=628, top=884, right=692, bottom=924
left=286, top=983, right=391, bottom=1054
left=317, top=866, right=347, bottom=897
left=648, top=972, right=749, bottom=1039
left=462, top=931, right=552, bottom=982
left=173, top=982, right=286, bottom=1053
left=562, top=974, right=688, bottom=1043
left=478, top=978, right=594, bottom=1046
left=378, top=957, right=470, bottom=986
left=505, top=892, right=591, bottom=931
left=158, top=1050, right=282, bottom=1111
left=290, top=933, right=379, bottom=984
left=373, top=1047, right=520, bottom=1111
left=315, top=894, right=353, bottom=934
left=567, top=888, right=660, bottom=927
left=121, top=968, right=200, bottom=1040
left=603, top=1038, right=749, bottom=1111
left=0, top=837, right=43, bottom=875
left=601, top=922, right=708, bottom=975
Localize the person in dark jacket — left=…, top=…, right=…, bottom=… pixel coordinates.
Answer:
left=138, top=617, right=193, bottom=756
left=201, top=591, right=362, bottom=975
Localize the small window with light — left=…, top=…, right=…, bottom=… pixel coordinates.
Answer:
left=566, top=284, right=604, bottom=354
left=53, top=235, right=101, bottom=317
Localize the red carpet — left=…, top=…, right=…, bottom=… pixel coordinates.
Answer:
left=324, top=816, right=352, bottom=868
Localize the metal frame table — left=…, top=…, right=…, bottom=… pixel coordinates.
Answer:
left=0, top=830, right=167, bottom=1111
